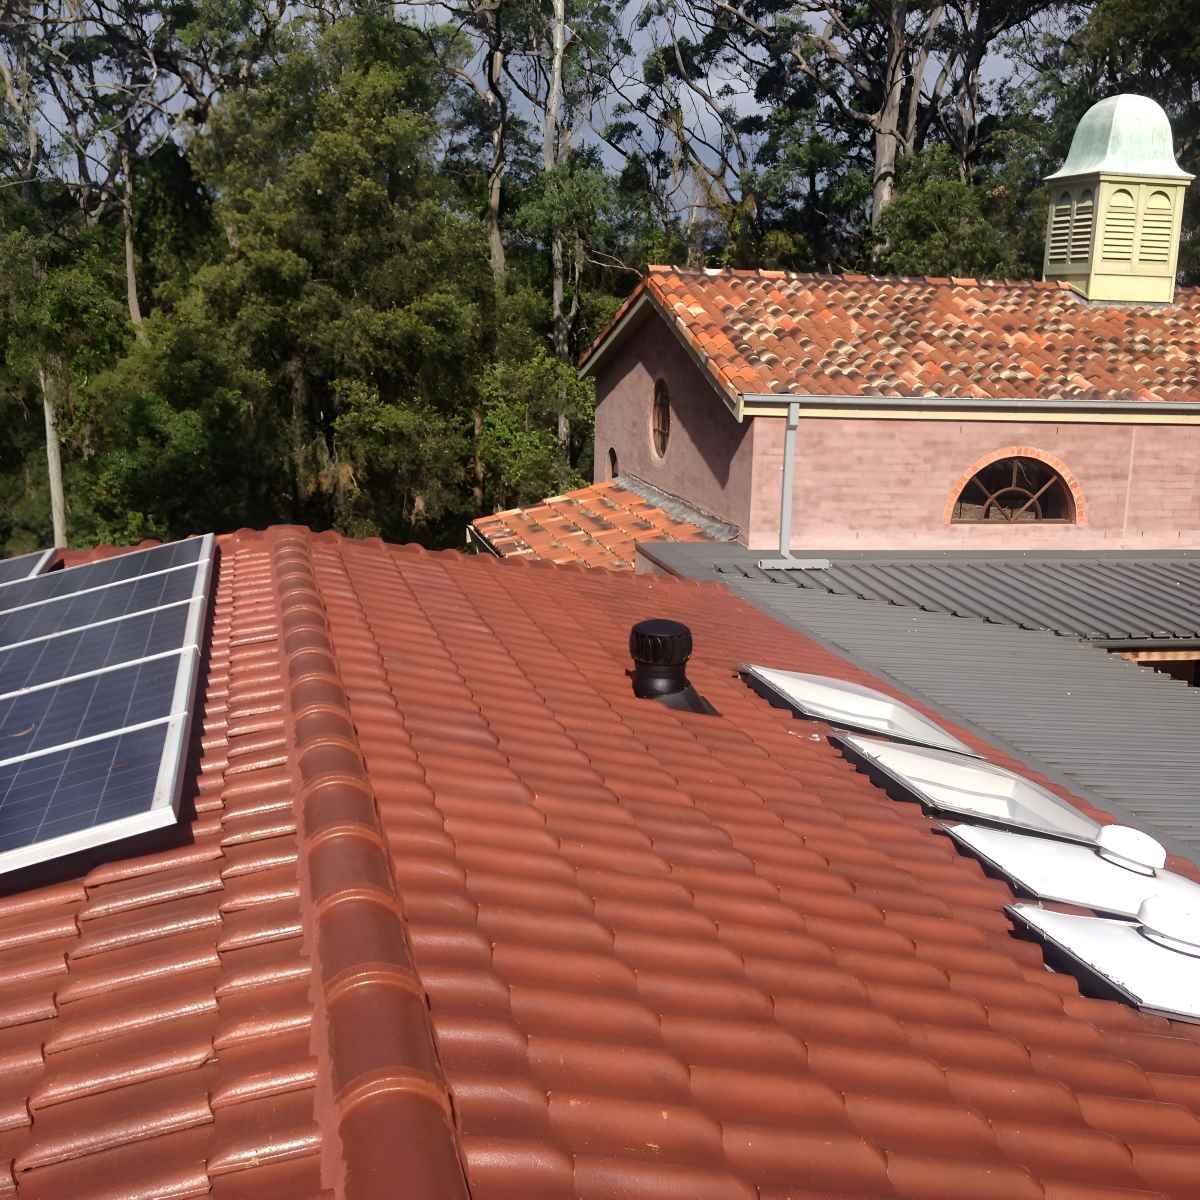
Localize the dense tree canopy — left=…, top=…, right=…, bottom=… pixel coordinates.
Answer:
left=0, top=0, right=1197, bottom=550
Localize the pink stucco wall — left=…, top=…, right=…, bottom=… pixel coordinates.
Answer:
left=592, top=315, right=754, bottom=533
left=750, top=418, right=1200, bottom=550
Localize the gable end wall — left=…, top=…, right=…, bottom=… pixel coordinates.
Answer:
left=592, top=312, right=753, bottom=533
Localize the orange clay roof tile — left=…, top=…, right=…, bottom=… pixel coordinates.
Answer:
left=472, top=480, right=716, bottom=570
left=3, top=528, right=1200, bottom=1196
left=579, top=266, right=1200, bottom=402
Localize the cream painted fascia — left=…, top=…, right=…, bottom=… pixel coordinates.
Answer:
left=741, top=395, right=1200, bottom=424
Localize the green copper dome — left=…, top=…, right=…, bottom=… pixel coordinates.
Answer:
left=1047, top=94, right=1193, bottom=181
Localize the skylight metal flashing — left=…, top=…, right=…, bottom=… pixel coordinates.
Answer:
left=946, top=823, right=1200, bottom=919
left=1009, top=903, right=1200, bottom=1023
left=740, top=664, right=979, bottom=756
left=835, top=733, right=1099, bottom=841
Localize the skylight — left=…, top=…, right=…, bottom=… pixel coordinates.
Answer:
left=1009, top=902, right=1200, bottom=1024
left=740, top=665, right=978, bottom=756
left=0, top=535, right=213, bottom=874
left=945, top=823, right=1200, bottom=919
left=835, top=733, right=1099, bottom=841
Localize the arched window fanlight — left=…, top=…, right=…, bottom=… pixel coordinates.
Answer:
left=952, top=456, right=1075, bottom=524
left=652, top=380, right=671, bottom=458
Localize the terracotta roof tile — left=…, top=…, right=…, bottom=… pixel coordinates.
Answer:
left=471, top=481, right=715, bottom=570
left=581, top=266, right=1200, bottom=402
left=3, top=528, right=1200, bottom=1196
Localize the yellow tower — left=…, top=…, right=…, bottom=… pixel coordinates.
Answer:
left=1043, top=94, right=1193, bottom=304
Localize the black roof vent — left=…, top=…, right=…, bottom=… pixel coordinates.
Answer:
left=629, top=619, right=718, bottom=715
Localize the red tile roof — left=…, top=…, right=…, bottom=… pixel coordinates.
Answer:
left=471, top=481, right=715, bottom=570
left=5, top=527, right=1200, bottom=1198
left=581, top=266, right=1200, bottom=405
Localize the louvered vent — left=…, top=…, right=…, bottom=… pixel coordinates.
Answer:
left=1047, top=193, right=1073, bottom=264
left=1102, top=189, right=1137, bottom=261
left=1070, top=191, right=1093, bottom=259
left=1139, top=190, right=1174, bottom=263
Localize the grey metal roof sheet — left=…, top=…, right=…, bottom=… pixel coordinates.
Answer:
left=722, top=579, right=1200, bottom=864
left=642, top=542, right=1200, bottom=643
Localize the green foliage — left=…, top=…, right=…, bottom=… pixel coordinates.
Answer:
left=477, top=348, right=594, bottom=509
left=875, top=146, right=1021, bottom=278
left=3, top=0, right=1200, bottom=554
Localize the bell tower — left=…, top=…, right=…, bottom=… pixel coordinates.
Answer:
left=1042, top=94, right=1193, bottom=304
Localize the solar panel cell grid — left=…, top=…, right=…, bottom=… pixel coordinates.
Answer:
left=0, top=652, right=183, bottom=762
left=0, top=723, right=168, bottom=852
left=0, top=603, right=191, bottom=696
left=0, top=537, right=203, bottom=615
left=0, top=550, right=52, bottom=587
left=0, top=567, right=197, bottom=646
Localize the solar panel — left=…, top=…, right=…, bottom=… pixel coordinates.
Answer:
left=0, top=535, right=213, bottom=875
left=0, top=550, right=54, bottom=588
left=1008, top=903, right=1200, bottom=1024
left=0, top=601, right=195, bottom=695
left=740, top=664, right=979, bottom=756
left=0, top=652, right=188, bottom=760
left=0, top=568, right=198, bottom=647
left=946, top=822, right=1200, bottom=919
left=834, top=732, right=1100, bottom=842
left=0, top=538, right=203, bottom=616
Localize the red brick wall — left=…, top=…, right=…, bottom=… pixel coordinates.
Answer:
left=592, top=314, right=754, bottom=532
left=750, top=417, right=1200, bottom=550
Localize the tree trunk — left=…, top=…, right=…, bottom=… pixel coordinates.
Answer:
left=545, top=0, right=567, bottom=356
left=870, top=22, right=907, bottom=227
left=546, top=0, right=570, bottom=451
left=473, top=408, right=484, bottom=510
left=120, top=133, right=145, bottom=336
left=486, top=43, right=507, bottom=284
left=38, top=364, right=67, bottom=548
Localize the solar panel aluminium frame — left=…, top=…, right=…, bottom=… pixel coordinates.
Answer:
left=0, top=550, right=55, bottom=587
left=0, top=535, right=214, bottom=875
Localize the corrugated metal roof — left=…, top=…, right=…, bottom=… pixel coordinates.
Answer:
left=723, top=579, right=1200, bottom=865
left=641, top=542, right=1200, bottom=642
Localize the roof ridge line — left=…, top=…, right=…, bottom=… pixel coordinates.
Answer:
left=270, top=530, right=470, bottom=1200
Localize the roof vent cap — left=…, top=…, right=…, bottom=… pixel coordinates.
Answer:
left=1095, top=824, right=1166, bottom=876
left=630, top=618, right=692, bottom=671
left=1139, top=894, right=1200, bottom=957
left=629, top=619, right=716, bottom=715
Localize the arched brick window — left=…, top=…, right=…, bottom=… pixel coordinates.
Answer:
left=652, top=380, right=671, bottom=458
left=952, top=455, right=1076, bottom=523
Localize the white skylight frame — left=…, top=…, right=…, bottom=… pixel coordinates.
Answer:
left=946, top=823, right=1200, bottom=919
left=1009, top=903, right=1200, bottom=1024
left=835, top=732, right=1099, bottom=842
left=0, top=535, right=214, bottom=877
left=740, top=664, right=979, bottom=756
